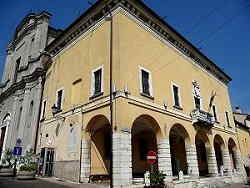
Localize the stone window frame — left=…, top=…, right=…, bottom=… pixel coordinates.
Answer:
left=171, top=82, right=183, bottom=110
left=40, top=99, right=47, bottom=121
left=90, top=65, right=104, bottom=99
left=225, top=111, right=231, bottom=128
left=139, top=66, right=154, bottom=99
left=212, top=104, right=219, bottom=123
left=55, top=87, right=64, bottom=111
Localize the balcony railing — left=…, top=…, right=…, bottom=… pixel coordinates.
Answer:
left=191, top=109, right=215, bottom=126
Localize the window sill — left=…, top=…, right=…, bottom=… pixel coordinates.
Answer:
left=140, top=93, right=154, bottom=100
left=89, top=92, right=104, bottom=100
left=173, top=105, right=183, bottom=111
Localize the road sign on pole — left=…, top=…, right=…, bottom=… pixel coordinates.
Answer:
left=13, top=146, right=22, bottom=156
left=147, top=151, right=157, bottom=165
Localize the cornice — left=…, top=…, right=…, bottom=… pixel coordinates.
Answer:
left=46, top=0, right=231, bottom=85
left=0, top=68, right=45, bottom=102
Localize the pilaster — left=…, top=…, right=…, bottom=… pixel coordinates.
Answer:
left=113, top=131, right=132, bottom=188
left=80, top=138, right=91, bottom=183
left=222, top=148, right=232, bottom=176
left=186, top=144, right=199, bottom=177
left=158, top=138, right=172, bottom=179
left=207, top=147, right=218, bottom=177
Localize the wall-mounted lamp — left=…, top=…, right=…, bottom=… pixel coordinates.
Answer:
left=51, top=104, right=65, bottom=121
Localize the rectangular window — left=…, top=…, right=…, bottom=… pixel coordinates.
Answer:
left=13, top=57, right=21, bottom=83
left=173, top=85, right=180, bottom=107
left=213, top=105, right=218, bottom=122
left=141, top=70, right=150, bottom=95
left=94, top=69, right=102, bottom=95
left=194, top=97, right=201, bottom=109
left=225, top=112, right=230, bottom=127
left=57, top=90, right=63, bottom=110
left=41, top=100, right=46, bottom=120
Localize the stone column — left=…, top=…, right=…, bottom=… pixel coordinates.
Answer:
left=80, top=138, right=91, bottom=183
left=158, top=138, right=172, bottom=181
left=207, top=147, right=218, bottom=176
left=222, top=148, right=232, bottom=176
left=113, top=130, right=132, bottom=188
left=186, top=144, right=199, bottom=177
left=234, top=151, right=245, bottom=175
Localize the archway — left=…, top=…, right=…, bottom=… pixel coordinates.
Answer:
left=131, top=115, right=161, bottom=178
left=0, top=114, right=11, bottom=159
left=195, top=131, right=209, bottom=177
left=228, top=138, right=237, bottom=170
left=86, top=115, right=111, bottom=178
left=214, top=135, right=225, bottom=173
left=169, top=124, right=190, bottom=176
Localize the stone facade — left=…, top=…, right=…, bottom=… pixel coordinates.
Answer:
left=37, top=0, right=247, bottom=187
left=54, top=160, right=80, bottom=182
left=0, top=12, right=60, bottom=160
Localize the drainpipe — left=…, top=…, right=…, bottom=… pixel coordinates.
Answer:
left=107, top=6, right=114, bottom=188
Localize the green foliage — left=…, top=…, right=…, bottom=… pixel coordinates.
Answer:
left=1, top=149, right=15, bottom=168
left=18, top=149, right=38, bottom=172
left=150, top=171, right=166, bottom=186
left=19, top=162, right=37, bottom=172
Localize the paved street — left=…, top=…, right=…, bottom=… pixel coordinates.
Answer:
left=0, top=177, right=106, bottom=188
left=0, top=176, right=250, bottom=188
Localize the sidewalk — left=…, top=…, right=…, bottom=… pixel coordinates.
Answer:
left=38, top=177, right=109, bottom=188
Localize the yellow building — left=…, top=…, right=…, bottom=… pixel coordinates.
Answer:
left=37, top=0, right=247, bottom=187
left=234, top=108, right=250, bottom=177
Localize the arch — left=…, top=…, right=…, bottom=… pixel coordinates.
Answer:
left=2, top=114, right=11, bottom=126
left=228, top=138, right=237, bottom=170
left=132, top=114, right=163, bottom=139
left=131, top=114, right=161, bottom=178
left=169, top=124, right=191, bottom=175
left=195, top=131, right=210, bottom=176
left=0, top=114, right=11, bottom=159
left=85, top=114, right=110, bottom=134
left=85, top=115, right=111, bottom=178
left=214, top=135, right=225, bottom=173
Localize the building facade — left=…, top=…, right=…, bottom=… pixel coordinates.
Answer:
left=37, top=0, right=247, bottom=187
left=234, top=108, right=250, bottom=176
left=0, top=12, right=60, bottom=160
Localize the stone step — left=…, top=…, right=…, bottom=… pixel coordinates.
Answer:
left=132, top=178, right=144, bottom=184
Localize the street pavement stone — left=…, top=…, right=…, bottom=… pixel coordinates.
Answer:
left=0, top=176, right=107, bottom=188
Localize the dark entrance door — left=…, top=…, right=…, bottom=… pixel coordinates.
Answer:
left=39, top=148, right=54, bottom=176
left=0, top=126, right=7, bottom=158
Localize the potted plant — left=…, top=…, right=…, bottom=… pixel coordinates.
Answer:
left=144, top=171, right=166, bottom=188
left=0, top=149, right=15, bottom=176
left=17, top=149, right=37, bottom=180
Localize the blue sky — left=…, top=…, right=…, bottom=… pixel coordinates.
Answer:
left=0, top=0, right=249, bottom=113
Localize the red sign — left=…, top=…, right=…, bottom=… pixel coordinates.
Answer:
left=147, top=151, right=157, bottom=165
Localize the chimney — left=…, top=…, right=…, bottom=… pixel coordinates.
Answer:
left=235, top=106, right=242, bottom=114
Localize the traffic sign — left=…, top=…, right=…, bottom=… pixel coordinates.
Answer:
left=13, top=146, right=22, bottom=156
left=147, top=151, right=157, bottom=165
